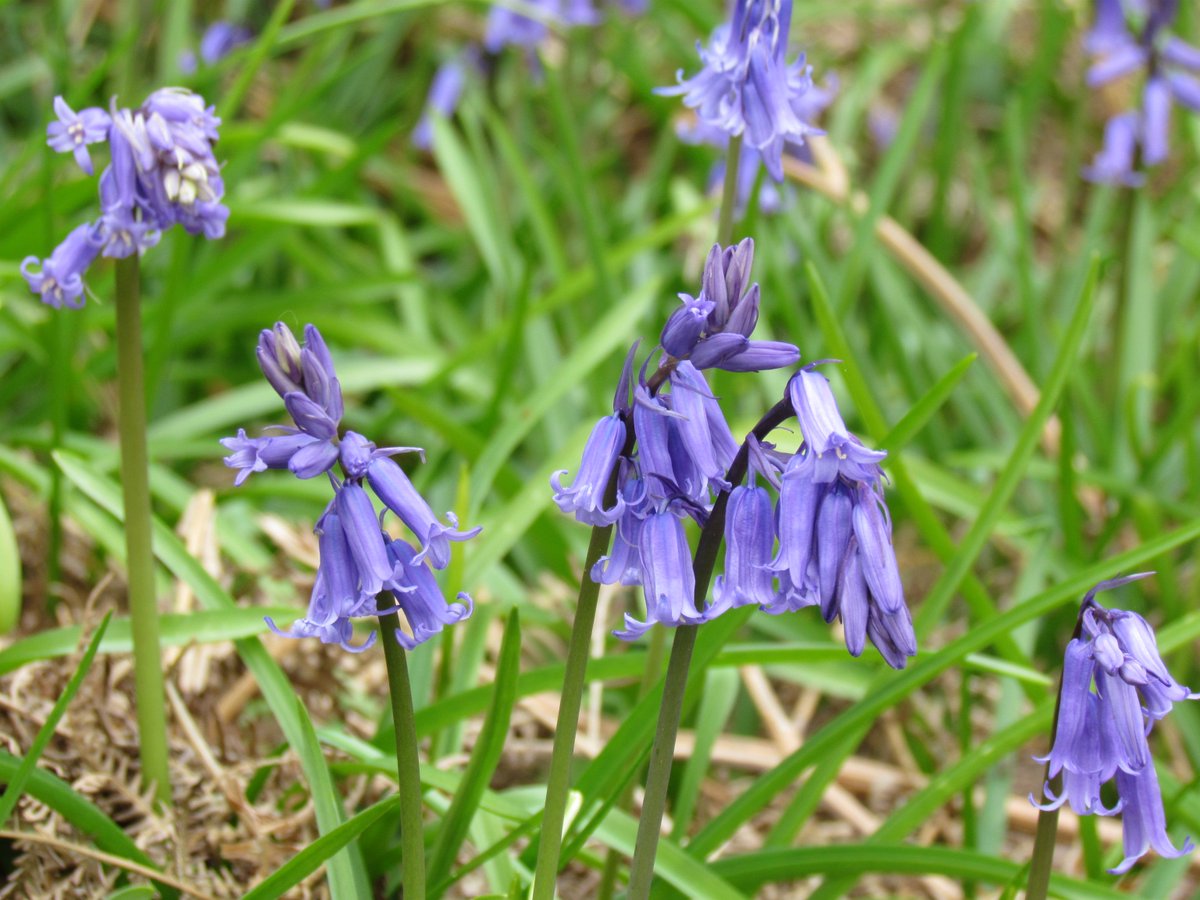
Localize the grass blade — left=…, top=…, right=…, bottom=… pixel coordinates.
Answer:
left=243, top=794, right=404, bottom=900
left=429, top=609, right=522, bottom=894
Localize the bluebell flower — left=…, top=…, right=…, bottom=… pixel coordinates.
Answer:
left=225, top=322, right=481, bottom=650
left=20, top=223, right=104, bottom=309
left=180, top=22, right=253, bottom=73
left=659, top=0, right=823, bottom=181
left=711, top=438, right=777, bottom=614
left=484, top=0, right=599, bottom=52
left=413, top=53, right=476, bottom=149
left=1084, top=0, right=1200, bottom=182
left=386, top=538, right=473, bottom=649
left=614, top=506, right=710, bottom=640
left=552, top=413, right=628, bottom=525
left=46, top=97, right=111, bottom=176
left=266, top=510, right=378, bottom=652
left=1032, top=573, right=1198, bottom=874
left=24, top=88, right=227, bottom=308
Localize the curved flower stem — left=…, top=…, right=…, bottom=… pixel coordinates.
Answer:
left=627, top=398, right=793, bottom=899
left=115, top=255, right=170, bottom=807
left=716, top=135, right=744, bottom=247
left=531, top=425, right=631, bottom=900
left=378, top=593, right=426, bottom=900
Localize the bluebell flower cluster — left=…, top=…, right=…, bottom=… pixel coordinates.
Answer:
left=413, top=1, right=644, bottom=148
left=1084, top=0, right=1200, bottom=184
left=222, top=323, right=481, bottom=652
left=552, top=240, right=915, bottom=665
left=1033, top=574, right=1198, bottom=873
left=22, top=89, right=228, bottom=308
left=676, top=73, right=836, bottom=215
left=658, top=0, right=823, bottom=182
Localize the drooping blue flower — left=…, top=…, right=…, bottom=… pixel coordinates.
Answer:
left=711, top=438, right=777, bottom=614
left=266, top=510, right=378, bottom=652
left=614, top=506, right=711, bottom=640
left=225, top=322, right=481, bottom=650
left=1031, top=573, right=1198, bottom=874
left=484, top=0, right=599, bottom=53
left=180, top=21, right=253, bottom=73
left=658, top=0, right=823, bottom=181
left=764, top=365, right=915, bottom=668
left=1083, top=0, right=1200, bottom=183
left=24, top=88, right=227, bottom=308
left=552, top=413, right=628, bottom=525
left=20, top=223, right=104, bottom=309
left=413, top=53, right=477, bottom=150
left=386, top=537, right=474, bottom=650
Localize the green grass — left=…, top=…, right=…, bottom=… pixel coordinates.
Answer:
left=1, top=1, right=1199, bottom=896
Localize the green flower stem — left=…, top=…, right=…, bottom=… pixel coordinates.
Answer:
left=627, top=625, right=698, bottom=899
left=716, top=135, right=744, bottom=247
left=378, top=594, right=426, bottom=900
left=596, top=619, right=668, bottom=900
left=1026, top=611, right=1085, bottom=900
left=627, top=398, right=793, bottom=899
left=1026, top=775, right=1061, bottom=900
left=114, top=255, right=170, bottom=807
left=531, top=465, right=624, bottom=900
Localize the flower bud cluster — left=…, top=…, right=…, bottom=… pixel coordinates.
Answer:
left=222, top=323, right=481, bottom=652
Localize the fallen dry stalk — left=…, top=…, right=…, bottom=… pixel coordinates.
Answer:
left=784, top=142, right=1061, bottom=458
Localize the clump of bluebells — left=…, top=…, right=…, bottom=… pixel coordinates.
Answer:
left=222, top=323, right=481, bottom=652
left=1033, top=574, right=1198, bottom=873
left=552, top=239, right=916, bottom=666
left=1084, top=0, right=1200, bottom=184
left=658, top=0, right=823, bottom=183
left=22, top=89, right=228, bottom=308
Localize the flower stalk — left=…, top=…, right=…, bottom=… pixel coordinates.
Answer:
left=379, top=592, right=426, bottom=900
left=115, top=255, right=171, bottom=806
left=531, top=450, right=626, bottom=900
left=716, top=135, right=743, bottom=247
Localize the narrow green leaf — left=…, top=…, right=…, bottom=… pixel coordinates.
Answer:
left=227, top=199, right=383, bottom=227
left=430, top=114, right=512, bottom=290
left=0, top=487, right=20, bottom=634
left=428, top=609, right=522, bottom=894
left=0, top=612, right=112, bottom=823
left=243, top=794, right=404, bottom=900
left=913, top=256, right=1100, bottom=633
left=710, top=845, right=1127, bottom=898
left=881, top=353, right=977, bottom=451
left=0, top=607, right=304, bottom=677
